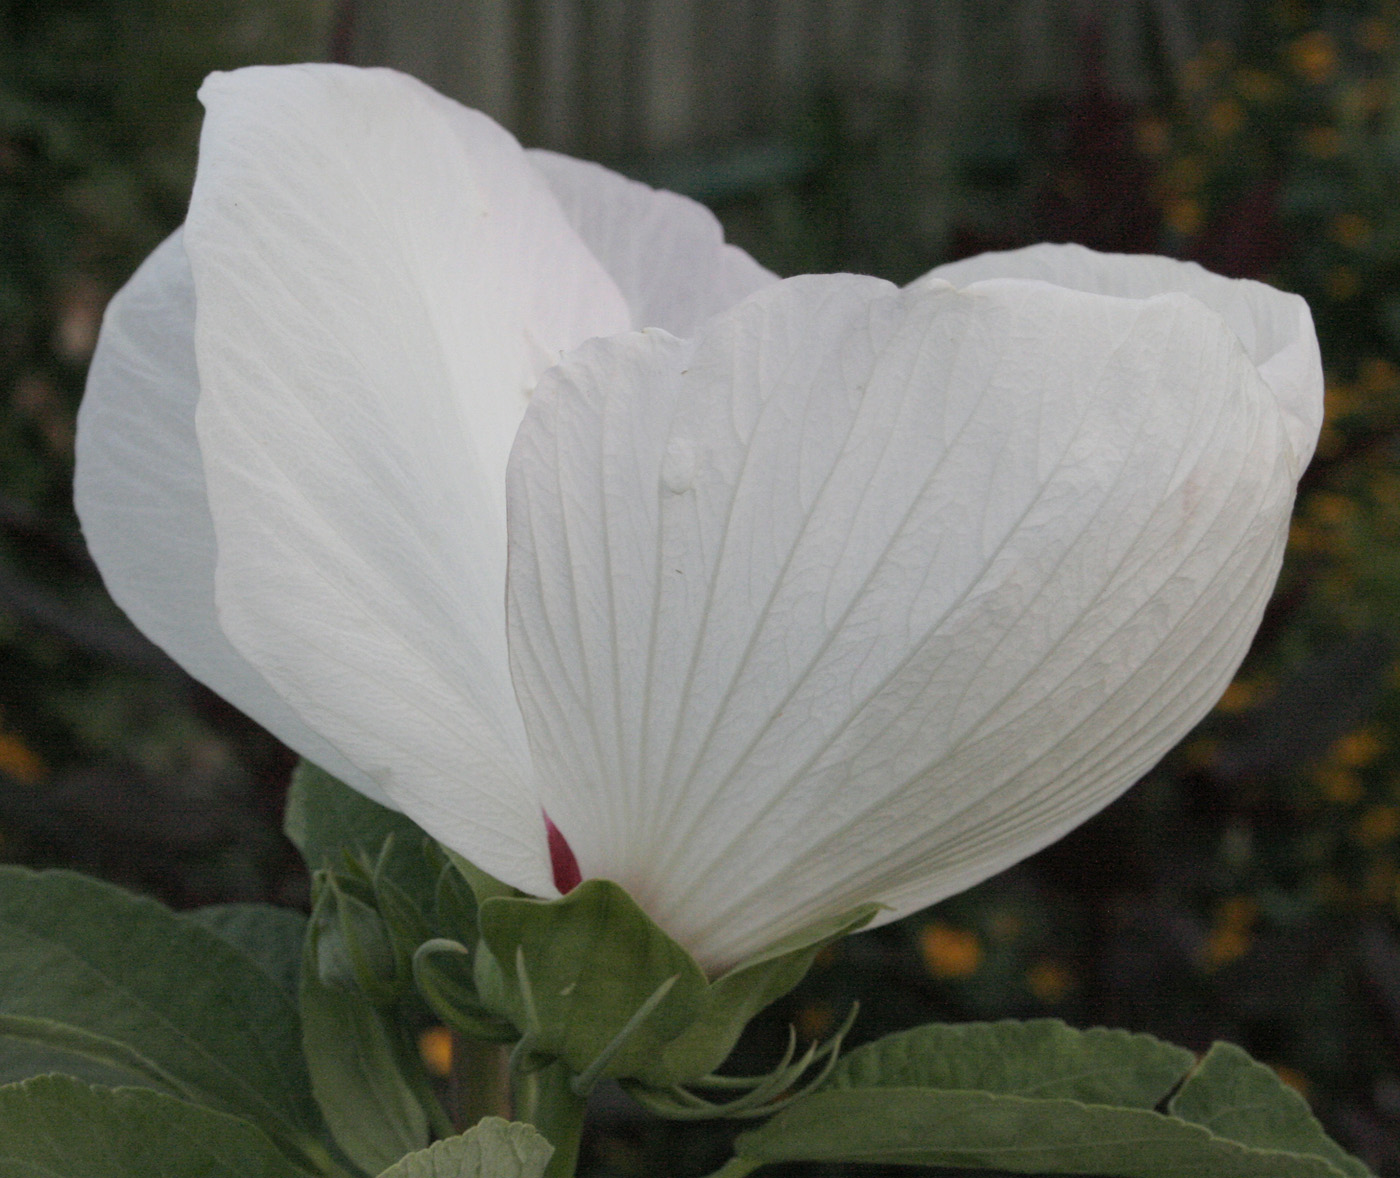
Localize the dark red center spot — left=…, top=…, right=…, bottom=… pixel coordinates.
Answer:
left=544, top=812, right=582, bottom=894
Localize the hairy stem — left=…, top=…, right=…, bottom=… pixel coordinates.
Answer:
left=451, top=1037, right=512, bottom=1130
left=513, top=1060, right=587, bottom=1178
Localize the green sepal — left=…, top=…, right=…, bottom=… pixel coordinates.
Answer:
left=652, top=902, right=878, bottom=1084
left=310, top=869, right=400, bottom=1004
left=299, top=937, right=432, bottom=1175
left=375, top=1117, right=553, bottom=1178
left=288, top=764, right=500, bottom=1017
left=473, top=880, right=708, bottom=1084
left=371, top=848, right=438, bottom=986
left=0, top=1074, right=318, bottom=1178
left=432, top=852, right=483, bottom=945
left=440, top=845, right=519, bottom=908
left=413, top=939, right=517, bottom=1042
left=286, top=764, right=433, bottom=891
left=469, top=879, right=874, bottom=1090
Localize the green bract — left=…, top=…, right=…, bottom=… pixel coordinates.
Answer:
left=470, top=879, right=875, bottom=1091
left=289, top=763, right=874, bottom=1097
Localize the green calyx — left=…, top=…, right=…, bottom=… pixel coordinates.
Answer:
left=309, top=864, right=399, bottom=1004
left=288, top=760, right=878, bottom=1116
left=468, top=879, right=877, bottom=1100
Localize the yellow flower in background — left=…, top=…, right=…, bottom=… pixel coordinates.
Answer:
left=918, top=923, right=982, bottom=980
left=1290, top=31, right=1339, bottom=85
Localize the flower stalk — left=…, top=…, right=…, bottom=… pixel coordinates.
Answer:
left=450, top=1037, right=512, bottom=1131
left=513, top=1060, right=588, bottom=1178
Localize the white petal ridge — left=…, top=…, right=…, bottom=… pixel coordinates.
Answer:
left=923, top=243, right=1323, bottom=471
left=187, top=64, right=630, bottom=893
left=75, top=230, right=395, bottom=806
left=507, top=271, right=1306, bottom=969
left=528, top=150, right=778, bottom=337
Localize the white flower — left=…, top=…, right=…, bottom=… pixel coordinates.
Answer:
left=75, top=64, right=1323, bottom=971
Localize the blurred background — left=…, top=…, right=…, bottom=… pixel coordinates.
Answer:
left=3, top=0, right=1400, bottom=1173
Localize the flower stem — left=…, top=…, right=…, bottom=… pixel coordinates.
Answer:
left=513, top=1061, right=587, bottom=1178
left=452, top=1036, right=512, bottom=1129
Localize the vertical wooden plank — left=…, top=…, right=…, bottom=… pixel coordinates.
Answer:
left=534, top=1, right=582, bottom=151
left=513, top=0, right=546, bottom=145
left=341, top=0, right=1209, bottom=169
left=575, top=0, right=636, bottom=158
left=638, top=0, right=698, bottom=153
left=347, top=0, right=514, bottom=125
left=770, top=0, right=812, bottom=101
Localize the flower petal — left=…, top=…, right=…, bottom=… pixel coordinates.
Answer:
left=187, top=64, right=630, bottom=893
left=922, top=243, right=1323, bottom=471
left=74, top=230, right=394, bottom=806
left=527, top=149, right=778, bottom=335
left=507, top=271, right=1307, bottom=968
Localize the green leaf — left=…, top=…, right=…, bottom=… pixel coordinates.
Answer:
left=311, top=873, right=400, bottom=1002
left=414, top=940, right=518, bottom=1042
left=0, top=1014, right=192, bottom=1095
left=826, top=1019, right=1195, bottom=1107
left=730, top=1087, right=1348, bottom=1176
left=0, top=868, right=323, bottom=1161
left=375, top=1118, right=553, bottom=1178
left=184, top=903, right=307, bottom=1003
left=300, top=950, right=430, bottom=1175
left=1170, top=1043, right=1375, bottom=1178
left=471, top=882, right=872, bottom=1089
left=723, top=1023, right=1367, bottom=1177
left=654, top=904, right=878, bottom=1084
left=474, top=880, right=707, bottom=1083
left=439, top=847, right=518, bottom=909
left=0, top=1074, right=316, bottom=1177
left=285, top=762, right=435, bottom=902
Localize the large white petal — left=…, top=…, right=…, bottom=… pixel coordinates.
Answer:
left=507, top=272, right=1307, bottom=969
left=528, top=149, right=778, bottom=336
left=923, top=244, right=1323, bottom=472
left=74, top=230, right=395, bottom=807
left=187, top=64, right=630, bottom=893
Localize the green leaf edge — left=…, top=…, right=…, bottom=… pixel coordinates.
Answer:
left=1171, top=1043, right=1375, bottom=1178
left=0, top=1012, right=203, bottom=1101
left=731, top=1085, right=1354, bottom=1177
left=0, top=1073, right=319, bottom=1177
left=474, top=879, right=876, bottom=1087
left=0, top=865, right=324, bottom=1162
left=374, top=1117, right=553, bottom=1178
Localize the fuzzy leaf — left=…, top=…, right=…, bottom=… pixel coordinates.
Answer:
left=730, top=1088, right=1348, bottom=1176
left=1170, top=1043, right=1375, bottom=1178
left=0, top=1074, right=316, bottom=1177
left=0, top=867, right=321, bottom=1159
left=300, top=953, right=430, bottom=1174
left=376, top=1118, right=553, bottom=1178
left=826, top=1019, right=1194, bottom=1108
left=184, top=903, right=307, bottom=1003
